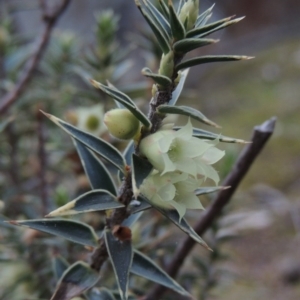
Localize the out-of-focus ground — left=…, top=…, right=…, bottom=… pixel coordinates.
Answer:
left=1, top=0, right=300, bottom=299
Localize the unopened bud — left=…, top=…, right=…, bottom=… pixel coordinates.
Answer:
left=104, top=108, right=140, bottom=140
left=179, top=0, right=199, bottom=31
left=158, top=51, right=174, bottom=79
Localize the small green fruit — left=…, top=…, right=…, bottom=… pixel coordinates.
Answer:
left=158, top=51, right=174, bottom=79
left=104, top=108, right=140, bottom=140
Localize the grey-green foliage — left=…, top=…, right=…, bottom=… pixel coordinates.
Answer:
left=4, top=1, right=251, bottom=299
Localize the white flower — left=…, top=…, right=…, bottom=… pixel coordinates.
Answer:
left=139, top=119, right=225, bottom=184
left=140, top=171, right=204, bottom=219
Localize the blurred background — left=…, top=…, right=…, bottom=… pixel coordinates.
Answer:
left=0, top=0, right=300, bottom=299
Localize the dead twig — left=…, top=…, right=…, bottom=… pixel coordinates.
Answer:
left=0, top=0, right=71, bottom=115
left=145, top=116, right=277, bottom=300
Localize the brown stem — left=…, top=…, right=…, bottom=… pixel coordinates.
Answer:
left=144, top=116, right=277, bottom=300
left=0, top=0, right=71, bottom=115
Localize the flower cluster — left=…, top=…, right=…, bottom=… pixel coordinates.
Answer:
left=139, top=119, right=224, bottom=218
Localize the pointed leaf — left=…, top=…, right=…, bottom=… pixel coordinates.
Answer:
left=91, top=80, right=151, bottom=128
left=11, top=219, right=99, bottom=247
left=88, top=288, right=116, bottom=300
left=129, top=197, right=152, bottom=214
left=176, top=0, right=184, bottom=14
left=195, top=4, right=215, bottom=27
left=142, top=67, right=172, bottom=86
left=131, top=250, right=190, bottom=297
left=158, top=0, right=169, bottom=18
left=52, top=256, right=70, bottom=280
left=195, top=186, right=230, bottom=196
left=157, top=105, right=220, bottom=128
left=131, top=153, right=153, bottom=198
left=190, top=16, right=245, bottom=38
left=74, top=139, right=117, bottom=195
left=187, top=127, right=249, bottom=143
left=143, top=0, right=171, bottom=39
left=46, top=190, right=124, bottom=217
left=119, top=141, right=135, bottom=182
left=168, top=0, right=185, bottom=40
left=42, top=112, right=126, bottom=172
left=107, top=81, right=125, bottom=109
left=169, top=68, right=189, bottom=105
left=139, top=196, right=210, bottom=250
left=176, top=55, right=252, bottom=71
left=104, top=229, right=133, bottom=300
left=51, top=262, right=99, bottom=300
left=187, top=16, right=233, bottom=37
left=173, top=38, right=218, bottom=54
left=135, top=0, right=170, bottom=54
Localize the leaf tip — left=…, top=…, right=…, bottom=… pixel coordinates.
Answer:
left=6, top=220, right=20, bottom=226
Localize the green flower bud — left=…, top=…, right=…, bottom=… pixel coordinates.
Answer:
left=104, top=108, right=140, bottom=140
left=179, top=0, right=199, bottom=31
left=158, top=51, right=174, bottom=79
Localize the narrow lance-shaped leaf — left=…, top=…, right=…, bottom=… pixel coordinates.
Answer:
left=51, top=262, right=99, bottom=300
left=176, top=55, right=253, bottom=71
left=195, top=186, right=230, bottom=196
left=131, top=153, right=153, bottom=198
left=129, top=197, right=152, bottom=214
left=142, top=67, right=172, bottom=86
left=176, top=0, right=184, bottom=14
left=157, top=105, right=221, bottom=128
left=107, top=81, right=125, bottom=109
left=194, top=17, right=245, bottom=39
left=168, top=0, right=185, bottom=40
left=74, top=139, right=117, bottom=195
left=158, top=0, right=169, bottom=18
left=187, top=16, right=234, bottom=37
left=131, top=250, right=191, bottom=297
left=195, top=4, right=215, bottom=27
left=91, top=80, right=151, bottom=128
left=46, top=190, right=124, bottom=217
left=169, top=68, right=189, bottom=105
left=88, top=288, right=116, bottom=300
left=104, top=229, right=133, bottom=300
left=10, top=219, right=99, bottom=247
left=173, top=38, right=218, bottom=54
left=41, top=112, right=126, bottom=173
left=139, top=196, right=210, bottom=250
left=122, top=211, right=144, bottom=228
left=118, top=141, right=135, bottom=182
left=52, top=256, right=70, bottom=280
left=135, top=0, right=170, bottom=54
left=143, top=0, right=171, bottom=39
left=183, top=127, right=249, bottom=144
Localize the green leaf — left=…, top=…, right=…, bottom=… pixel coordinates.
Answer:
left=188, top=127, right=249, bottom=143
left=51, top=261, right=99, bottom=300
left=52, top=256, right=69, bottom=280
left=175, top=55, right=252, bottom=71
left=142, top=67, right=172, bottom=86
left=104, top=229, right=133, bottom=300
left=11, top=219, right=99, bottom=247
left=91, top=80, right=151, bottom=128
left=129, top=197, right=152, bottom=214
left=169, top=68, right=189, bottom=105
left=139, top=196, right=210, bottom=250
left=168, top=0, right=185, bottom=40
left=122, top=211, right=144, bottom=228
left=107, top=81, right=125, bottom=109
left=88, top=288, right=116, bottom=300
left=187, top=16, right=233, bottom=37
left=74, top=139, right=117, bottom=195
left=143, top=0, right=171, bottom=39
left=135, top=0, right=171, bottom=54
left=131, top=250, right=191, bottom=297
left=46, top=190, right=124, bottom=217
left=195, top=4, right=215, bottom=27
left=42, top=112, right=126, bottom=173
left=195, top=186, right=230, bottom=196
left=176, top=0, right=184, bottom=14
left=131, top=153, right=153, bottom=198
left=173, top=38, right=218, bottom=54
left=118, top=141, right=135, bottom=182
left=158, top=0, right=169, bottom=18
left=157, top=105, right=220, bottom=128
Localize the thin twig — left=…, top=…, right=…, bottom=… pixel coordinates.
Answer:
left=144, top=116, right=277, bottom=300
left=0, top=0, right=71, bottom=115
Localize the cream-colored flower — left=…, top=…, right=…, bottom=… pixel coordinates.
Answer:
left=140, top=170, right=204, bottom=219
left=139, top=119, right=225, bottom=184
